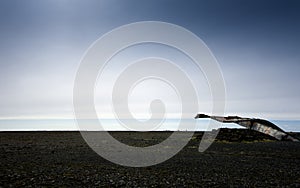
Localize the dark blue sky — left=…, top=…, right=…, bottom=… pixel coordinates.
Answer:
left=0, top=0, right=299, bottom=123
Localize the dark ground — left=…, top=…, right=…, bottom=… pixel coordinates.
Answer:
left=1, top=129, right=300, bottom=187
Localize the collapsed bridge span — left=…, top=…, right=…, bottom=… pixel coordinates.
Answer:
left=195, top=114, right=299, bottom=142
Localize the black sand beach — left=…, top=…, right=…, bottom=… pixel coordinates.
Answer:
left=1, top=129, right=300, bottom=187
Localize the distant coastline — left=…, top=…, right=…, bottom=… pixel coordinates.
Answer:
left=0, top=119, right=299, bottom=132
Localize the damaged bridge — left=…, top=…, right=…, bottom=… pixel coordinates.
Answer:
left=195, top=114, right=299, bottom=142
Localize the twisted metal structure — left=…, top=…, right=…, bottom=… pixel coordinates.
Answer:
left=195, top=114, right=299, bottom=141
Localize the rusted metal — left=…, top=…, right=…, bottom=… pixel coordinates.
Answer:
left=195, top=114, right=299, bottom=141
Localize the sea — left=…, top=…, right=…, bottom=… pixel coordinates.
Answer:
left=0, top=119, right=299, bottom=132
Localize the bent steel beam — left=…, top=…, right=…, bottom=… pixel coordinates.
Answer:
left=195, top=114, right=299, bottom=141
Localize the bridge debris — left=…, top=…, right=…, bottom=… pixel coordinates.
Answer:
left=195, top=114, right=299, bottom=141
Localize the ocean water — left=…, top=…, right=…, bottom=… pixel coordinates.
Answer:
left=0, top=119, right=299, bottom=132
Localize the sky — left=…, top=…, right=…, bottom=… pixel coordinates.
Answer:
left=0, top=0, right=300, bottom=130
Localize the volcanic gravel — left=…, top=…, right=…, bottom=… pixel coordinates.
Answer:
left=1, top=130, right=300, bottom=187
